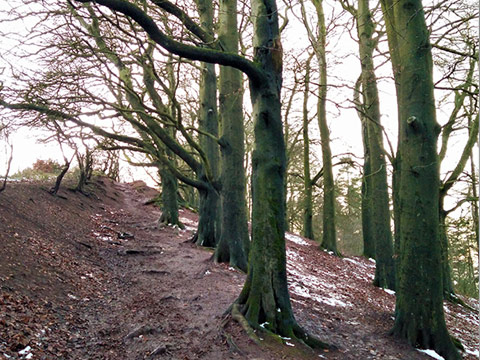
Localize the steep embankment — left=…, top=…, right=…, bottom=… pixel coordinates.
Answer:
left=0, top=177, right=478, bottom=359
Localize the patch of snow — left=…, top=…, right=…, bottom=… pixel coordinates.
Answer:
left=259, top=322, right=269, bottom=328
left=417, top=349, right=445, bottom=360
left=285, top=233, right=309, bottom=246
left=3, top=353, right=11, bottom=359
left=179, top=217, right=198, bottom=226
left=182, top=225, right=197, bottom=232
left=277, top=308, right=281, bottom=313
left=228, top=267, right=235, bottom=271
left=328, top=251, right=334, bottom=255
left=204, top=270, right=211, bottom=275
left=25, top=354, right=33, bottom=359
left=18, top=346, right=31, bottom=355
left=465, top=348, right=479, bottom=357
left=67, top=294, right=78, bottom=300
left=286, top=249, right=304, bottom=262
left=343, top=258, right=365, bottom=267
left=290, top=282, right=350, bottom=307
left=285, top=342, right=295, bottom=347
left=281, top=336, right=291, bottom=340
left=383, top=288, right=396, bottom=295
left=369, top=258, right=376, bottom=263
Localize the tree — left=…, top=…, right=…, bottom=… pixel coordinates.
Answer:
left=380, top=0, right=461, bottom=357
left=350, top=0, right=395, bottom=289
left=302, top=54, right=315, bottom=240
left=300, top=0, right=338, bottom=255
left=429, top=1, right=479, bottom=300
left=0, top=129, right=12, bottom=194
left=213, top=0, right=250, bottom=271
left=192, top=0, right=221, bottom=247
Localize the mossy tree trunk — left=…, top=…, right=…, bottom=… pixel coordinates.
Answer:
left=235, top=0, right=326, bottom=347
left=357, top=0, right=395, bottom=289
left=380, top=0, right=461, bottom=358
left=194, top=1, right=220, bottom=247
left=158, top=58, right=182, bottom=228
left=158, top=166, right=181, bottom=227
left=213, top=0, right=250, bottom=271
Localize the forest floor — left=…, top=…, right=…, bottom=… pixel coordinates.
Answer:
left=0, top=177, right=478, bottom=360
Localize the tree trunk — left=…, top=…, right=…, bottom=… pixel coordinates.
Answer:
left=302, top=56, right=314, bottom=240
left=213, top=0, right=250, bottom=272
left=195, top=0, right=220, bottom=248
left=311, top=0, right=338, bottom=255
left=192, top=181, right=220, bottom=247
left=357, top=0, right=395, bottom=289
left=360, top=119, right=375, bottom=258
left=438, top=204, right=454, bottom=297
left=380, top=0, right=461, bottom=357
left=158, top=167, right=181, bottom=227
left=235, top=0, right=327, bottom=348
left=50, top=159, right=71, bottom=195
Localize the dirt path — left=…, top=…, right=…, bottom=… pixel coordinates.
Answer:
left=72, top=180, right=250, bottom=360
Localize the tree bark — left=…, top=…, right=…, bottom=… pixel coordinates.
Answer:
left=380, top=0, right=461, bottom=357
left=213, top=0, right=250, bottom=271
left=357, top=0, right=395, bottom=289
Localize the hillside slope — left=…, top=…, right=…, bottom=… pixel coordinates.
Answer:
left=0, top=177, right=478, bottom=359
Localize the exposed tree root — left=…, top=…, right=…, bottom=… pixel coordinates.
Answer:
left=231, top=304, right=261, bottom=345
left=124, top=325, right=157, bottom=341
left=230, top=304, right=332, bottom=351
left=445, top=292, right=476, bottom=312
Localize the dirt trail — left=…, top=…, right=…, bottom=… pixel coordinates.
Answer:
left=71, top=180, right=250, bottom=360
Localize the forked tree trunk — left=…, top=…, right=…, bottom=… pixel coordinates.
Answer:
left=380, top=0, right=461, bottom=357
left=213, top=0, right=250, bottom=271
